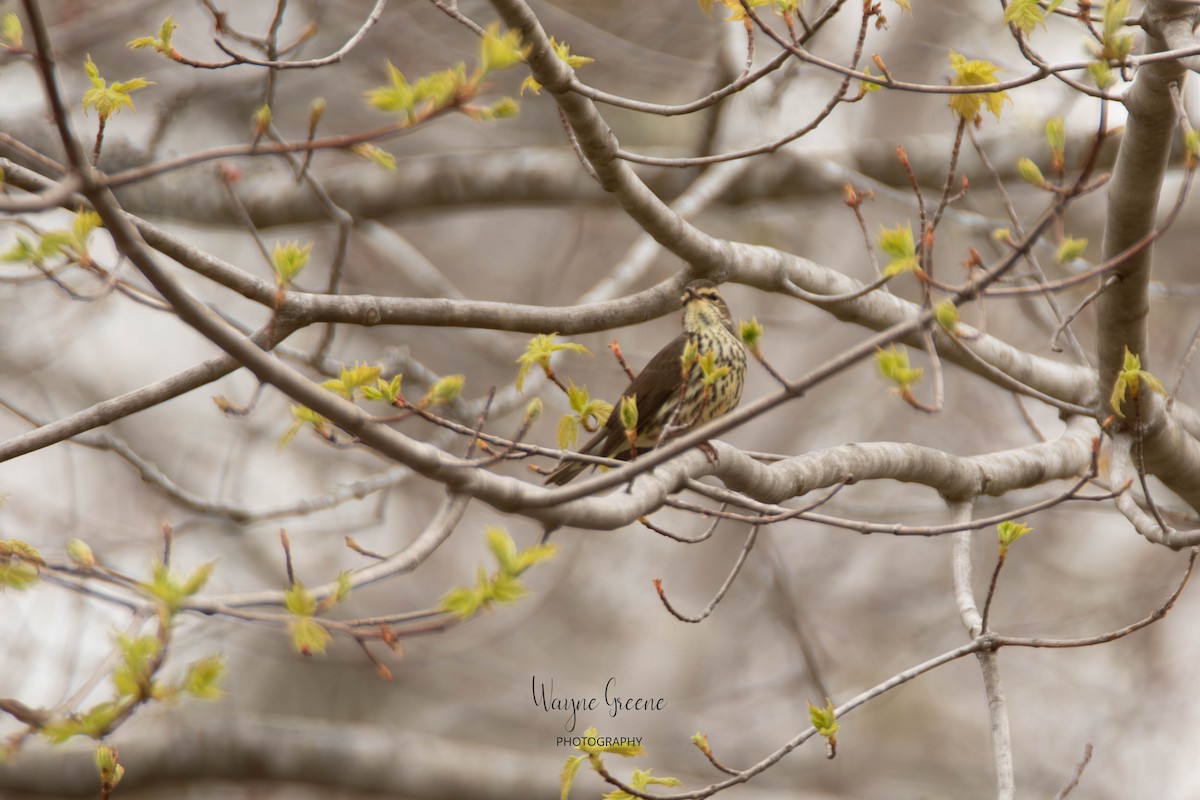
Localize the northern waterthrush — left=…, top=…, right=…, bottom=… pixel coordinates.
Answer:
left=544, top=279, right=746, bottom=485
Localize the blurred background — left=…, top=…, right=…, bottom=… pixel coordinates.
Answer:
left=2, top=0, right=1200, bottom=797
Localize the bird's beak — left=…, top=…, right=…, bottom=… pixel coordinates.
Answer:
left=683, top=285, right=702, bottom=302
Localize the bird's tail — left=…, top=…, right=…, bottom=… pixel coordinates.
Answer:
left=543, top=458, right=589, bottom=486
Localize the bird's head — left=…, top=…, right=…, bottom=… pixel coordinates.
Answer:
left=681, top=279, right=734, bottom=332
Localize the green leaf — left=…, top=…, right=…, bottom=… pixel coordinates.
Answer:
left=878, top=223, right=918, bottom=277
left=71, top=210, right=101, bottom=248
left=1003, top=0, right=1045, bottom=34
left=551, top=38, right=593, bottom=69
left=412, top=64, right=467, bottom=108
left=112, top=634, right=159, bottom=697
left=0, top=539, right=43, bottom=564
left=78, top=701, right=120, bottom=738
left=618, top=394, right=638, bottom=432
left=182, top=655, right=225, bottom=699
left=934, top=301, right=959, bottom=333
left=996, top=520, right=1032, bottom=556
left=252, top=103, right=272, bottom=137
left=1088, top=59, right=1115, bottom=90
left=1186, top=130, right=1200, bottom=170
left=738, top=317, right=765, bottom=354
left=680, top=339, right=699, bottom=378
left=42, top=718, right=85, bottom=744
left=521, top=37, right=593, bottom=95
left=439, top=583, right=485, bottom=618
left=67, top=538, right=96, bottom=567
left=81, top=55, right=153, bottom=120
left=1110, top=346, right=1166, bottom=417
left=487, top=527, right=520, bottom=575
left=514, top=541, right=556, bottom=573
left=489, top=573, right=529, bottom=603
left=366, top=61, right=417, bottom=115
left=333, top=571, right=353, bottom=603
left=696, top=351, right=730, bottom=386
left=875, top=345, right=923, bottom=390
left=1016, top=157, right=1044, bottom=185
left=948, top=51, right=1007, bottom=122
left=128, top=17, right=177, bottom=57
left=271, top=240, right=311, bottom=285
left=142, top=561, right=208, bottom=609
left=478, top=22, right=529, bottom=73
left=1, top=236, right=36, bottom=264
left=180, top=561, right=215, bottom=596
left=280, top=404, right=331, bottom=447
left=858, top=66, right=882, bottom=94
left=0, top=560, right=38, bottom=590
left=323, top=363, right=383, bottom=400
left=94, top=744, right=123, bottom=788
left=1045, top=116, right=1066, bottom=164
left=630, top=768, right=682, bottom=790
left=285, top=582, right=318, bottom=616
left=1, top=12, right=23, bottom=49
left=808, top=698, right=839, bottom=738
left=516, top=334, right=590, bottom=393
left=362, top=374, right=403, bottom=403
left=1055, top=236, right=1087, bottom=264
left=422, top=374, right=464, bottom=406
left=560, top=754, right=585, bottom=800
left=556, top=414, right=579, bottom=450
left=468, top=96, right=520, bottom=122
left=351, top=143, right=397, bottom=171
left=288, top=616, right=331, bottom=656
left=1100, top=0, right=1133, bottom=60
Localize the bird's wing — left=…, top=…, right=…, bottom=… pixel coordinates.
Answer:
left=593, top=332, right=689, bottom=454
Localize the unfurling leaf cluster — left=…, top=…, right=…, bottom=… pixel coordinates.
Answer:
left=560, top=725, right=681, bottom=800
left=996, top=520, right=1033, bottom=556
left=1110, top=346, right=1166, bottom=418
left=875, top=344, right=923, bottom=391
left=438, top=528, right=556, bottom=619
left=82, top=55, right=153, bottom=121
left=948, top=51, right=1007, bottom=122
left=556, top=383, right=613, bottom=450
left=1, top=210, right=103, bottom=268
left=516, top=334, right=590, bottom=393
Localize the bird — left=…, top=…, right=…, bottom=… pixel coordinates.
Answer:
left=544, top=279, right=746, bottom=485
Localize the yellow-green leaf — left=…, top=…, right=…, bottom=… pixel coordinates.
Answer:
left=351, top=143, right=397, bottom=171
left=516, top=334, right=590, bottom=393
left=1017, top=157, right=1044, bottom=185
left=878, top=223, right=918, bottom=277
left=948, top=50, right=1007, bottom=122
left=423, top=374, right=464, bottom=406
left=997, top=520, right=1032, bottom=556
left=81, top=55, right=153, bottom=120
left=808, top=698, right=839, bottom=738
left=561, top=754, right=585, bottom=800
left=271, top=240, right=311, bottom=285
left=1003, top=0, right=1045, bottom=34
left=285, top=581, right=318, bottom=617
left=1055, top=236, right=1087, bottom=264
left=876, top=344, right=923, bottom=390
left=556, top=414, right=579, bottom=450
left=478, top=22, right=529, bottom=73
left=934, top=300, right=959, bottom=333
left=182, top=655, right=225, bottom=699
left=288, top=616, right=331, bottom=656
left=1, top=12, right=23, bottom=49
left=618, top=394, right=638, bottom=432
